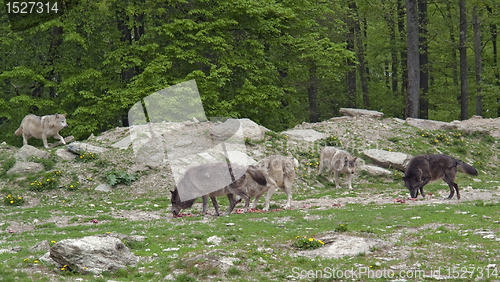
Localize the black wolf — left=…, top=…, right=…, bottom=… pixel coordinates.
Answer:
left=403, top=154, right=478, bottom=200
left=170, top=163, right=267, bottom=216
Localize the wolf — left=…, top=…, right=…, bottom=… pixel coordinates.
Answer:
left=403, top=154, right=478, bottom=200
left=247, top=155, right=299, bottom=211
left=317, top=146, right=358, bottom=189
left=14, top=113, right=68, bottom=148
left=170, top=162, right=267, bottom=216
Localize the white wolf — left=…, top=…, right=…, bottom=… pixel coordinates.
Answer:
left=15, top=113, right=68, bottom=148
left=246, top=155, right=299, bottom=211
left=317, top=146, right=358, bottom=189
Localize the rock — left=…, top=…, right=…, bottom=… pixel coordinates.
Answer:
left=405, top=118, right=452, bottom=131
left=50, top=235, right=139, bottom=275
left=49, top=136, right=76, bottom=148
left=295, top=234, right=390, bottom=259
left=175, top=139, right=193, bottom=147
left=339, top=108, right=384, bottom=118
left=7, top=161, right=44, bottom=174
left=207, top=235, right=222, bottom=246
left=55, top=149, right=78, bottom=160
left=220, top=150, right=257, bottom=166
left=363, top=149, right=413, bottom=171
left=238, top=118, right=269, bottom=140
left=29, top=240, right=51, bottom=253
left=111, top=136, right=132, bottom=149
left=359, top=165, right=392, bottom=176
left=14, top=145, right=50, bottom=160
left=281, top=129, right=326, bottom=142
left=328, top=116, right=353, bottom=122
left=95, top=183, right=112, bottom=192
left=67, top=141, right=108, bottom=155
left=39, top=251, right=57, bottom=264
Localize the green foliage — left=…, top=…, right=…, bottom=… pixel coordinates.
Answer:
left=3, top=193, right=24, bottom=206
left=29, top=171, right=62, bottom=191
left=75, top=151, right=97, bottom=163
left=319, top=136, right=342, bottom=147
left=103, top=169, right=139, bottom=186
left=1, top=157, right=16, bottom=176
left=334, top=223, right=348, bottom=232
left=28, top=155, right=56, bottom=170
left=293, top=236, right=324, bottom=250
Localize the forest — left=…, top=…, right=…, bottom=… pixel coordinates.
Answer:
left=0, top=0, right=499, bottom=145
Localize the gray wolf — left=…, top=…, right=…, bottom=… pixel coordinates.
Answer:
left=317, top=147, right=358, bottom=189
left=248, top=155, right=299, bottom=211
left=14, top=113, right=68, bottom=148
left=170, top=162, right=267, bottom=216
left=403, top=154, right=478, bottom=200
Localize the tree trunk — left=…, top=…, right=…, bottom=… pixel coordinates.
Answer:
left=351, top=1, right=370, bottom=109
left=459, top=0, right=469, bottom=120
left=398, top=0, right=407, bottom=98
left=473, top=5, right=483, bottom=116
left=308, top=61, right=318, bottom=123
left=405, top=0, right=419, bottom=118
left=486, top=6, right=499, bottom=116
left=418, top=0, right=428, bottom=119
left=346, top=0, right=356, bottom=108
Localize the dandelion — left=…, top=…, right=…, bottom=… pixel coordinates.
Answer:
left=51, top=241, right=56, bottom=244
left=309, top=238, right=313, bottom=241
left=24, top=258, right=29, bottom=262
left=34, top=260, right=38, bottom=263
left=10, top=201, right=13, bottom=204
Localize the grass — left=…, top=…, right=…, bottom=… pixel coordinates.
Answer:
left=0, top=124, right=499, bottom=281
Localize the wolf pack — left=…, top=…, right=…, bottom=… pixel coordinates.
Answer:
left=15, top=113, right=479, bottom=217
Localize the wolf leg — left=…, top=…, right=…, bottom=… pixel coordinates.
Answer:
left=346, top=172, right=353, bottom=190
left=22, top=133, right=30, bottom=146
left=42, top=133, right=49, bottom=148
left=201, top=195, right=209, bottom=215
left=209, top=196, right=221, bottom=216
left=334, top=170, right=340, bottom=189
left=443, top=176, right=459, bottom=200
left=264, top=184, right=277, bottom=211
left=418, top=178, right=431, bottom=198
left=55, top=133, right=66, bottom=145
left=223, top=194, right=237, bottom=216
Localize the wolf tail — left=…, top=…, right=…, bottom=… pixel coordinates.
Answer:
left=457, top=160, right=478, bottom=176
left=14, top=126, right=22, bottom=136
left=247, top=165, right=267, bottom=186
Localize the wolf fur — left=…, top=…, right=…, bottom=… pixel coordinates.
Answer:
left=170, top=163, right=267, bottom=216
left=317, top=146, right=358, bottom=189
left=14, top=113, right=68, bottom=148
left=403, top=154, right=478, bottom=200
left=247, top=155, right=299, bottom=211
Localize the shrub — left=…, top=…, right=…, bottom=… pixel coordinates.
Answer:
left=103, top=169, right=139, bottom=186
left=3, top=194, right=24, bottom=206
left=29, top=171, right=62, bottom=191
left=293, top=236, right=324, bottom=250
left=334, top=223, right=348, bottom=232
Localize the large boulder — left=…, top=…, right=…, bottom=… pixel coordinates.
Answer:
left=14, top=145, right=50, bottom=160
left=238, top=118, right=269, bottom=140
left=50, top=235, right=139, bottom=275
left=66, top=142, right=108, bottom=155
left=363, top=149, right=412, bottom=171
left=281, top=129, right=326, bottom=142
left=339, top=108, right=384, bottom=118
left=405, top=118, right=451, bottom=131
left=359, top=165, right=392, bottom=176
left=7, top=161, right=44, bottom=174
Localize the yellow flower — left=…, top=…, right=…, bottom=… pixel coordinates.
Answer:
left=309, top=238, right=313, bottom=241
left=24, top=258, right=28, bottom=262
left=18, top=197, right=21, bottom=199
left=10, top=201, right=13, bottom=204
left=34, top=260, right=38, bottom=263
left=70, top=185, right=73, bottom=188
left=51, top=241, right=56, bottom=244
left=318, top=240, right=324, bottom=245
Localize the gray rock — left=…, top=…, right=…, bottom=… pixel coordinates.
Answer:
left=282, top=129, right=326, bottom=142
left=95, top=183, right=112, bottom=192
left=14, top=145, right=50, bottom=160
left=405, top=118, right=452, bottom=131
left=238, top=118, right=269, bottom=140
left=207, top=235, right=222, bottom=246
left=359, top=165, right=392, bottom=176
left=363, top=149, right=413, bottom=171
left=7, top=161, right=44, bottom=174
left=67, top=141, right=108, bottom=155
left=339, top=108, right=384, bottom=118
left=295, top=234, right=390, bottom=259
left=29, top=240, right=51, bottom=253
left=175, top=139, right=193, bottom=147
left=55, top=149, right=77, bottom=160
left=111, top=136, right=132, bottom=149
left=50, top=235, right=139, bottom=275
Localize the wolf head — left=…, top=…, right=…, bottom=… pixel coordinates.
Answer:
left=402, top=171, right=421, bottom=198
left=55, top=113, right=69, bottom=129
left=170, top=187, right=196, bottom=216
left=344, top=156, right=357, bottom=175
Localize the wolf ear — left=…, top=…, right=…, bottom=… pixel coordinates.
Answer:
left=352, top=157, right=358, bottom=162
left=62, top=113, right=66, bottom=117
